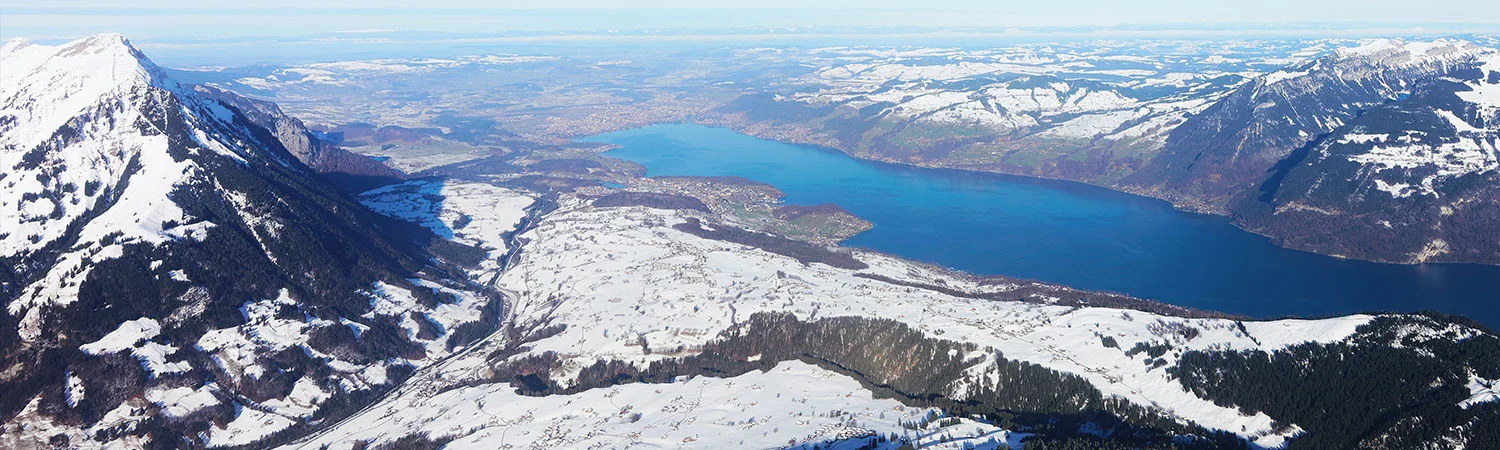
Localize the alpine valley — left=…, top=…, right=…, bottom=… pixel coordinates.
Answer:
left=1, top=32, right=1499, bottom=450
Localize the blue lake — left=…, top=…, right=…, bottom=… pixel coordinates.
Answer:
left=593, top=123, right=1500, bottom=327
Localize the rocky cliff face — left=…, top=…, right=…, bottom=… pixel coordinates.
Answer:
left=190, top=85, right=401, bottom=180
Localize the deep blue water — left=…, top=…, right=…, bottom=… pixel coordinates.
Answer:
left=592, top=124, right=1500, bottom=327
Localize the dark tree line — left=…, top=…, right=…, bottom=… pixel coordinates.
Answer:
left=675, top=217, right=867, bottom=269
left=484, top=312, right=1248, bottom=449
left=1172, top=315, right=1500, bottom=450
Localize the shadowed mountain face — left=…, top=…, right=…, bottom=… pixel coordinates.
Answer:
left=1122, top=39, right=1500, bottom=263
left=0, top=34, right=495, bottom=447
left=1235, top=65, right=1500, bottom=263
left=189, top=84, right=401, bottom=181
left=1123, top=39, right=1485, bottom=213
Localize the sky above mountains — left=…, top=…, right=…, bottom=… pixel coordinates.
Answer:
left=7, top=1, right=1500, bottom=37
left=5, top=1, right=1500, bottom=66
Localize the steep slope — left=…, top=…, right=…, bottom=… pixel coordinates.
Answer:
left=0, top=35, right=499, bottom=448
left=1123, top=39, right=1485, bottom=212
left=1114, top=38, right=1500, bottom=263
left=190, top=84, right=401, bottom=181
left=1238, top=52, right=1500, bottom=263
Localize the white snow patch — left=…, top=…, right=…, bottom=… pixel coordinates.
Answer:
left=80, top=318, right=162, bottom=355
left=1460, top=372, right=1500, bottom=409
left=146, top=385, right=220, bottom=418
left=208, top=404, right=298, bottom=448
left=1435, top=109, right=1481, bottom=133
left=65, top=373, right=85, bottom=408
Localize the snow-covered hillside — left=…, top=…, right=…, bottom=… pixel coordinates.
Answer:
left=294, top=358, right=1020, bottom=450
left=0, top=34, right=508, bottom=449
left=2, top=34, right=266, bottom=339
left=280, top=190, right=1498, bottom=449
left=360, top=180, right=535, bottom=285
left=1127, top=38, right=1491, bottom=209
left=1331, top=48, right=1500, bottom=200
left=1216, top=39, right=1500, bottom=264
left=787, top=46, right=1242, bottom=146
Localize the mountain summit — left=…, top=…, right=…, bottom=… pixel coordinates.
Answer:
left=1, top=34, right=496, bottom=448
left=3, top=33, right=295, bottom=338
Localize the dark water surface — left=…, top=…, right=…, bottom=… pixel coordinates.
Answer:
left=593, top=124, right=1500, bottom=327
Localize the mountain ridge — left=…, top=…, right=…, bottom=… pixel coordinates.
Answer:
left=1, top=34, right=503, bottom=448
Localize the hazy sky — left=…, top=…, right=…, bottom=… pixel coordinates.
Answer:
left=6, top=0, right=1500, bottom=39
left=7, top=0, right=1500, bottom=66
left=7, top=0, right=1498, bottom=22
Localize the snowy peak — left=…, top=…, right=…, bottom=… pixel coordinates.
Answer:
left=1259, top=38, right=1487, bottom=90
left=1331, top=38, right=1484, bottom=64
left=1, top=37, right=32, bottom=54
left=1, top=33, right=161, bottom=81
left=1, top=34, right=498, bottom=449
left=1, top=34, right=177, bottom=149
left=1, top=33, right=296, bottom=339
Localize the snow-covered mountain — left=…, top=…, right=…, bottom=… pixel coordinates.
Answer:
left=1125, top=38, right=1487, bottom=211
left=708, top=43, right=1272, bottom=184
left=1236, top=49, right=1500, bottom=263
left=4, top=34, right=1499, bottom=450
left=1124, top=38, right=1500, bottom=263
left=0, top=34, right=507, bottom=448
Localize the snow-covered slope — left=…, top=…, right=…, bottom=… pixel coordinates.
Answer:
left=289, top=190, right=1496, bottom=449
left=709, top=41, right=1301, bottom=184
left=1127, top=38, right=1488, bottom=213
left=794, top=60, right=1223, bottom=147
left=294, top=358, right=1019, bottom=450
left=2, top=34, right=264, bottom=339
left=360, top=180, right=535, bottom=285
left=0, top=34, right=505, bottom=449
left=1191, top=41, right=1500, bottom=264
left=482, top=199, right=1360, bottom=447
